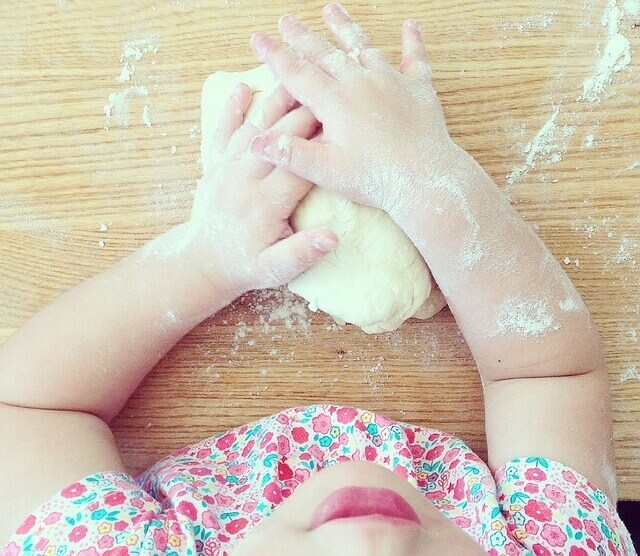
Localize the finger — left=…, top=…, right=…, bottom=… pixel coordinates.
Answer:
left=249, top=106, right=321, bottom=178
left=321, top=3, right=389, bottom=70
left=228, top=84, right=299, bottom=157
left=257, top=228, right=338, bottom=287
left=401, top=20, right=432, bottom=80
left=211, top=84, right=252, bottom=156
left=278, top=13, right=357, bottom=78
left=261, top=172, right=313, bottom=216
left=250, top=132, right=341, bottom=189
left=251, top=32, right=337, bottom=120
left=246, top=84, right=298, bottom=131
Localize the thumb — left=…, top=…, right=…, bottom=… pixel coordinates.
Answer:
left=250, top=132, right=339, bottom=189
left=257, top=228, right=338, bottom=288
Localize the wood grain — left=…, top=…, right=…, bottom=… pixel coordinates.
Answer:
left=0, top=0, right=639, bottom=498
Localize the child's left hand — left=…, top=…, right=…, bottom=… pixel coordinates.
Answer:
left=165, top=83, right=338, bottom=297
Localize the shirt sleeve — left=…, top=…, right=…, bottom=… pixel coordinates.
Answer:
left=1, top=472, right=198, bottom=556
left=495, top=457, right=636, bottom=556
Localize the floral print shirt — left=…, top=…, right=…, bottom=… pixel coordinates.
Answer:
left=2, top=405, right=634, bottom=555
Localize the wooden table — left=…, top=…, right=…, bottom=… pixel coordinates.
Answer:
left=1, top=0, right=638, bottom=499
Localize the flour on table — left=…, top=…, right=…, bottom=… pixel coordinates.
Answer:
left=580, top=0, right=635, bottom=103
left=200, top=65, right=447, bottom=334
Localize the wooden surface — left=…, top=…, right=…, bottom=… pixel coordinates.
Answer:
left=0, top=0, right=639, bottom=499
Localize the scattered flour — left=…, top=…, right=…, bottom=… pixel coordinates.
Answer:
left=501, top=10, right=557, bottom=34
left=582, top=132, right=596, bottom=150
left=105, top=34, right=159, bottom=128
left=580, top=0, right=635, bottom=102
left=619, top=366, right=639, bottom=382
left=507, top=108, right=575, bottom=186
left=489, top=299, right=560, bottom=338
left=104, top=85, right=149, bottom=127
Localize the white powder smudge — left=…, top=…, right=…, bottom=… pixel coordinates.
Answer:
left=501, top=10, right=557, bottom=34
left=189, top=125, right=200, bottom=139
left=98, top=239, right=105, bottom=248
left=99, top=223, right=109, bottom=232
left=171, top=145, right=177, bottom=155
left=559, top=297, right=580, bottom=312
left=580, top=0, right=634, bottom=103
left=612, top=235, right=638, bottom=266
left=489, top=299, right=560, bottom=338
left=507, top=108, right=575, bottom=186
left=164, top=309, right=178, bottom=323
left=582, top=132, right=596, bottom=149
left=104, top=85, right=149, bottom=128
left=142, top=104, right=152, bottom=127
left=619, top=366, right=639, bottom=382
left=117, top=34, right=160, bottom=83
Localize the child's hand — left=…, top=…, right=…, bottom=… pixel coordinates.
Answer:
left=175, top=84, right=338, bottom=296
left=249, top=3, right=458, bottom=215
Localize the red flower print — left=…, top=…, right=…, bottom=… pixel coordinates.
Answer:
left=426, top=445, right=444, bottom=460
left=294, top=468, right=311, bottom=483
left=308, top=444, right=325, bottom=462
left=190, top=467, right=213, bottom=476
left=114, top=520, right=128, bottom=531
left=242, top=440, right=255, bottom=457
left=263, top=482, right=283, bottom=504
left=525, top=468, right=547, bottom=481
left=562, top=470, right=578, bottom=484
left=540, top=523, right=567, bottom=547
left=203, top=538, right=221, bottom=556
left=524, top=483, right=539, bottom=494
left=364, top=446, right=377, bottom=460
left=215, top=494, right=234, bottom=507
left=453, top=516, right=471, bottom=528
left=105, top=491, right=126, bottom=506
left=16, top=514, right=36, bottom=535
left=226, top=518, right=249, bottom=534
left=98, top=536, right=114, bottom=550
left=584, top=519, right=603, bottom=542
left=291, top=427, right=309, bottom=443
left=569, top=548, right=588, bottom=556
left=336, top=407, right=358, bottom=424
left=410, top=444, right=425, bottom=458
left=311, top=414, right=332, bottom=434
left=443, top=447, right=460, bottom=464
left=532, top=544, right=551, bottom=556
left=453, top=478, right=466, bottom=501
left=202, top=510, right=220, bottom=529
left=276, top=413, right=290, bottom=425
left=524, top=499, right=552, bottom=522
left=153, top=529, right=168, bottom=551
left=197, top=448, right=212, bottom=459
left=505, top=542, right=520, bottom=556
left=177, top=500, right=198, bottom=521
left=525, top=520, right=539, bottom=535
left=568, top=517, right=583, bottom=530
left=77, top=549, right=99, bottom=556
left=277, top=434, right=291, bottom=453
left=131, top=497, right=145, bottom=509
left=278, top=462, right=294, bottom=481
left=543, top=484, right=566, bottom=504
left=69, top=525, right=88, bottom=542
left=44, top=512, right=62, bottom=525
left=575, top=490, right=594, bottom=511
left=61, top=482, right=87, bottom=498
left=216, top=432, right=236, bottom=450
left=586, top=538, right=596, bottom=550
left=104, top=549, right=130, bottom=556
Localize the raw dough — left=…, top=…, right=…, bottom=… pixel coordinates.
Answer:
left=201, top=65, right=446, bottom=333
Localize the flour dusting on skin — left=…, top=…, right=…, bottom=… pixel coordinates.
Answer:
left=580, top=0, right=635, bottom=102
left=490, top=299, right=560, bottom=338
left=507, top=108, right=575, bottom=186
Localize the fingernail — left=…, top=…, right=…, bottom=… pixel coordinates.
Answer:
left=234, top=83, right=244, bottom=100
left=280, top=12, right=295, bottom=25
left=324, top=3, right=343, bottom=16
left=251, top=33, right=269, bottom=60
left=312, top=234, right=337, bottom=252
left=250, top=134, right=272, bottom=156
left=406, top=19, right=421, bottom=31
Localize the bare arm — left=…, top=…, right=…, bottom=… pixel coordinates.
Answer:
left=247, top=5, right=616, bottom=500
left=0, top=84, right=335, bottom=541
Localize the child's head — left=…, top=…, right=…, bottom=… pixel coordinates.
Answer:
left=232, top=461, right=486, bottom=555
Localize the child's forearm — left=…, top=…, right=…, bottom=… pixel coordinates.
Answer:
left=395, top=145, right=606, bottom=383
left=0, top=225, right=239, bottom=422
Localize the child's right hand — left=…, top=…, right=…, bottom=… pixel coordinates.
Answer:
left=249, top=3, right=460, bottom=215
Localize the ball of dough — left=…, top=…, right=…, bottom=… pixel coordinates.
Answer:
left=200, top=65, right=447, bottom=333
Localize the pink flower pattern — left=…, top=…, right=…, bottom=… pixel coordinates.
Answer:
left=0, top=405, right=634, bottom=556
